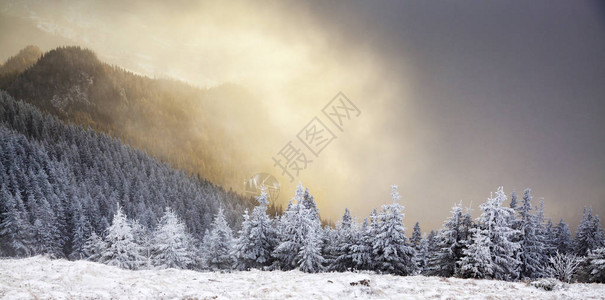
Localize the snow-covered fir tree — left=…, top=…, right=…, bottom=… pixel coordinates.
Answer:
left=297, top=210, right=325, bottom=273
left=31, top=197, right=63, bottom=257
left=517, top=188, right=546, bottom=279
left=458, top=225, right=494, bottom=279
left=232, top=187, right=277, bottom=270
left=329, top=208, right=357, bottom=272
left=410, top=222, right=422, bottom=249
left=202, top=206, right=236, bottom=271
left=586, top=247, right=605, bottom=283
left=301, top=187, right=320, bottom=222
left=131, top=220, right=152, bottom=269
left=458, top=187, right=520, bottom=280
left=372, top=185, right=416, bottom=276
left=83, top=231, right=104, bottom=262
left=554, top=219, right=573, bottom=254
left=543, top=218, right=558, bottom=259
left=98, top=204, right=145, bottom=270
left=151, top=207, right=195, bottom=269
left=0, top=187, right=32, bottom=257
left=508, top=191, right=520, bottom=230
left=350, top=217, right=374, bottom=270
left=574, top=207, right=604, bottom=256
left=273, top=185, right=308, bottom=270
left=69, top=200, right=92, bottom=260
left=410, top=222, right=423, bottom=273
left=273, top=183, right=325, bottom=272
left=428, top=202, right=471, bottom=277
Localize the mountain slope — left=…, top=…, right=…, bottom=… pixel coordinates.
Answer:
left=0, top=45, right=42, bottom=88
left=0, top=91, right=252, bottom=258
left=0, top=46, right=274, bottom=194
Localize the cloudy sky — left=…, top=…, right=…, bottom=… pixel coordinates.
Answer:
left=1, top=0, right=603, bottom=230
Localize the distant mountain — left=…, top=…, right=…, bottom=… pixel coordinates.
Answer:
left=0, top=45, right=42, bottom=88
left=0, top=46, right=273, bottom=196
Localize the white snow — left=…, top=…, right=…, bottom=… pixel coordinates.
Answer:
left=1, top=256, right=604, bottom=299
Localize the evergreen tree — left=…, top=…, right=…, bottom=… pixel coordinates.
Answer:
left=428, top=202, right=468, bottom=277
left=517, top=188, right=546, bottom=279
left=69, top=200, right=92, bottom=260
left=233, top=187, right=277, bottom=270
left=458, top=225, right=494, bottom=279
left=32, top=198, right=63, bottom=257
left=98, top=204, right=144, bottom=270
left=554, top=219, right=573, bottom=255
left=458, top=187, right=520, bottom=280
left=372, top=185, right=416, bottom=276
left=202, top=206, right=236, bottom=270
left=83, top=231, right=104, bottom=262
left=151, top=207, right=195, bottom=269
left=297, top=211, right=325, bottom=273
left=586, top=247, right=605, bottom=283
left=416, top=233, right=430, bottom=274
left=350, top=218, right=373, bottom=270
left=410, top=222, right=422, bottom=249
left=574, top=207, right=603, bottom=256
left=0, top=188, right=32, bottom=257
left=329, top=208, right=357, bottom=272
left=232, top=209, right=252, bottom=270
left=273, top=183, right=325, bottom=272
left=543, top=218, right=558, bottom=259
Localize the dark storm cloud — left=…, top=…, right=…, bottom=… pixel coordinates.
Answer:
left=300, top=0, right=605, bottom=229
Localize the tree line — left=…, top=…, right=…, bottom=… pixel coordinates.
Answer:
left=76, top=183, right=605, bottom=284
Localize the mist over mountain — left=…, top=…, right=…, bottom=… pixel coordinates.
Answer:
left=0, top=45, right=42, bottom=88
left=0, top=46, right=274, bottom=197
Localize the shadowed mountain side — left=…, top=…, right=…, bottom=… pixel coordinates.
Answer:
left=0, top=46, right=277, bottom=202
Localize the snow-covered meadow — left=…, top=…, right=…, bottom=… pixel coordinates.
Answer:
left=1, top=256, right=604, bottom=300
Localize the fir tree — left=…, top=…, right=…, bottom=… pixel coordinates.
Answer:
left=329, top=208, right=357, bottom=272
left=0, top=188, right=32, bottom=257
left=350, top=218, right=373, bottom=270
left=458, top=226, right=494, bottom=279
left=83, top=231, right=104, bottom=262
left=151, top=207, right=195, bottom=269
left=428, top=202, right=468, bottom=277
left=554, top=219, right=573, bottom=254
left=372, top=185, right=416, bottom=276
left=233, top=187, right=277, bottom=270
left=586, top=247, right=605, bottom=283
left=98, top=204, right=144, bottom=270
left=297, top=213, right=325, bottom=273
left=517, top=188, right=546, bottom=279
left=458, top=187, right=521, bottom=280
left=202, top=206, right=236, bottom=270
left=69, top=200, right=92, bottom=260
left=574, top=207, right=603, bottom=256
left=273, top=183, right=325, bottom=272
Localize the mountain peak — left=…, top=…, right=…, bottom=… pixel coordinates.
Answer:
left=0, top=45, right=42, bottom=87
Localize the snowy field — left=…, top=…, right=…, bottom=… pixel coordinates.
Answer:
left=0, top=257, right=604, bottom=300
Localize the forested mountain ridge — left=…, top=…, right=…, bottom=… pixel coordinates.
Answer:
left=0, top=45, right=42, bottom=89
left=0, top=46, right=272, bottom=193
left=0, top=91, right=253, bottom=258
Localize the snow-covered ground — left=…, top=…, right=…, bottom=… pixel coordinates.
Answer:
left=0, top=257, right=603, bottom=299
